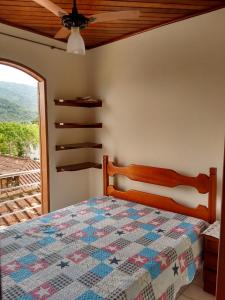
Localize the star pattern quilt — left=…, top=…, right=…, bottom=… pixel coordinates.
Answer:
left=0, top=196, right=208, bottom=300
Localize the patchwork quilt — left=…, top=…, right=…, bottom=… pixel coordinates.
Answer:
left=0, top=196, right=208, bottom=300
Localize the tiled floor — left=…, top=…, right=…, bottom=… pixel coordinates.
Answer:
left=177, top=272, right=215, bottom=300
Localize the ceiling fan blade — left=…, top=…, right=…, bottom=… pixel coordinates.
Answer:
left=32, top=0, right=67, bottom=17
left=55, top=27, right=70, bottom=39
left=90, top=10, right=140, bottom=23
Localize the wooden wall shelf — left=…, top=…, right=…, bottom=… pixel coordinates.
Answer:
left=55, top=98, right=102, bottom=108
left=55, top=96, right=103, bottom=174
left=56, top=143, right=102, bottom=151
left=56, top=162, right=102, bottom=172
left=55, top=122, right=102, bottom=129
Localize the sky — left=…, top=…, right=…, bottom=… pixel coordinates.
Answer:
left=0, top=65, right=37, bottom=86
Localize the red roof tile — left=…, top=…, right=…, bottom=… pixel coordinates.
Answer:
left=0, top=155, right=40, bottom=185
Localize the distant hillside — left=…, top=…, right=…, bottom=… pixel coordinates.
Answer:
left=0, top=81, right=38, bottom=113
left=0, top=98, right=37, bottom=122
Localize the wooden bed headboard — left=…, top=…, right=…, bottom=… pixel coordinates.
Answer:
left=103, top=155, right=217, bottom=223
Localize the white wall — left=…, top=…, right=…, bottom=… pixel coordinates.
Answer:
left=0, top=24, right=91, bottom=211
left=87, top=8, right=225, bottom=218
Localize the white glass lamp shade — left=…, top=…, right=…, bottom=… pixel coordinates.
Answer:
left=67, top=27, right=85, bottom=55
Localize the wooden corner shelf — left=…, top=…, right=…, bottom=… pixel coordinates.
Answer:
left=56, top=142, right=102, bottom=151
left=55, top=122, right=102, bottom=128
left=54, top=98, right=102, bottom=108
left=56, top=162, right=102, bottom=172
left=55, top=97, right=103, bottom=174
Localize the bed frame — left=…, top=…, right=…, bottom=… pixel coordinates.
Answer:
left=103, top=155, right=217, bottom=223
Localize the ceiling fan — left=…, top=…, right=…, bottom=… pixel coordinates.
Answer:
left=32, top=0, right=140, bottom=54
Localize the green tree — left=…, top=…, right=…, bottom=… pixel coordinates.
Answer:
left=0, top=122, right=39, bottom=157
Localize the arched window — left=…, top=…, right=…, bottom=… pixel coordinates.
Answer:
left=0, top=59, right=49, bottom=227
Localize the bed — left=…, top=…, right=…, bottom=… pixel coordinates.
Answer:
left=0, top=155, right=217, bottom=300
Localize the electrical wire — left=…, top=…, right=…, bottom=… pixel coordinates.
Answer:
left=0, top=31, right=66, bottom=52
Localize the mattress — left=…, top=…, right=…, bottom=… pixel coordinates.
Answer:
left=0, top=196, right=208, bottom=300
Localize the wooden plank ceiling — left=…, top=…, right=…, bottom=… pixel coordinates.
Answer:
left=0, top=0, right=225, bottom=49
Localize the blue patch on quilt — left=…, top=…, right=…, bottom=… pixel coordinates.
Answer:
left=91, top=208, right=106, bottom=215
left=81, top=226, right=100, bottom=243
left=179, top=222, right=194, bottom=229
left=129, top=214, right=141, bottom=220
left=81, top=235, right=98, bottom=243
left=92, top=249, right=112, bottom=261
left=187, top=230, right=198, bottom=243
left=10, top=268, right=33, bottom=283
left=18, top=254, right=38, bottom=265
left=93, top=215, right=105, bottom=222
left=38, top=236, right=55, bottom=246
left=83, top=226, right=98, bottom=234
left=96, top=209, right=108, bottom=215
left=91, top=263, right=113, bottom=278
left=144, top=232, right=161, bottom=241
left=187, top=262, right=196, bottom=281
left=42, top=226, right=58, bottom=234
left=144, top=260, right=161, bottom=279
left=39, top=216, right=55, bottom=223
left=127, top=208, right=138, bottom=214
left=76, top=290, right=103, bottom=300
left=140, top=223, right=156, bottom=231
left=139, top=248, right=159, bottom=258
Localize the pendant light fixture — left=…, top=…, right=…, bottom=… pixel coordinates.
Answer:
left=67, top=27, right=85, bottom=55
